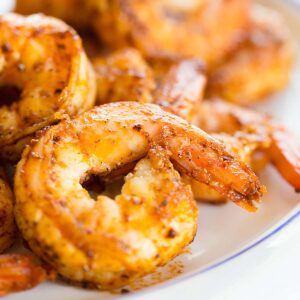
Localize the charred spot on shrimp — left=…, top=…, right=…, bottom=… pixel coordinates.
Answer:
left=166, top=228, right=178, bottom=239
left=1, top=42, right=12, bottom=53
left=133, top=124, right=142, bottom=131
left=0, top=85, right=22, bottom=108
left=52, top=136, right=61, bottom=144
left=161, top=199, right=168, bottom=206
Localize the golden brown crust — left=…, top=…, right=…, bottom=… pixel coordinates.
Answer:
left=0, top=13, right=96, bottom=160
left=14, top=102, right=263, bottom=288
left=187, top=133, right=268, bottom=203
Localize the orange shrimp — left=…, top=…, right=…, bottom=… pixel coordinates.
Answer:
left=0, top=254, right=56, bottom=296
left=197, top=99, right=300, bottom=192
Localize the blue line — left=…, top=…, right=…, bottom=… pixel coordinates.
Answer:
left=127, top=207, right=300, bottom=298
left=198, top=208, right=300, bottom=274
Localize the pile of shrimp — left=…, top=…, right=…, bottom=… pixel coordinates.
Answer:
left=0, top=0, right=298, bottom=296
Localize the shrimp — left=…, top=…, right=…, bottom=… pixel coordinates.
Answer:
left=14, top=102, right=263, bottom=289
left=93, top=48, right=155, bottom=104
left=0, top=165, right=15, bottom=253
left=185, top=132, right=269, bottom=203
left=192, top=99, right=300, bottom=202
left=154, top=59, right=206, bottom=123
left=0, top=254, right=56, bottom=296
left=207, top=6, right=294, bottom=105
left=92, top=0, right=250, bottom=67
left=15, top=0, right=249, bottom=68
left=92, top=49, right=206, bottom=122
left=0, top=13, right=96, bottom=161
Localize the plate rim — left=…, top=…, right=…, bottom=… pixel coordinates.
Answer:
left=2, top=0, right=300, bottom=298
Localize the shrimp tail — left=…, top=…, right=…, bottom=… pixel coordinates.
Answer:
left=0, top=254, right=56, bottom=296
left=270, top=126, right=300, bottom=191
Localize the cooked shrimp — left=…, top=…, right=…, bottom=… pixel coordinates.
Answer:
left=0, top=13, right=96, bottom=160
left=92, top=49, right=206, bottom=122
left=14, top=102, right=263, bottom=289
left=15, top=145, right=197, bottom=289
left=92, top=0, right=250, bottom=67
left=93, top=48, right=155, bottom=104
left=0, top=254, right=56, bottom=296
left=0, top=165, right=15, bottom=253
left=207, top=6, right=294, bottom=105
left=186, top=132, right=269, bottom=203
left=15, top=0, right=250, bottom=68
left=194, top=99, right=300, bottom=199
left=154, top=59, right=206, bottom=123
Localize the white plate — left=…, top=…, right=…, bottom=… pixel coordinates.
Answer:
left=2, top=0, right=300, bottom=299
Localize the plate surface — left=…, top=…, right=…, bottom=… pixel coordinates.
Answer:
left=2, top=0, right=300, bottom=299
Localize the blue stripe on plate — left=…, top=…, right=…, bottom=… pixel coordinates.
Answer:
left=127, top=207, right=300, bottom=298
left=199, top=208, right=300, bottom=274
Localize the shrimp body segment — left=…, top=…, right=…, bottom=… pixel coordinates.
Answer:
left=15, top=102, right=263, bottom=288
left=93, top=48, right=155, bottom=105
left=0, top=13, right=96, bottom=160
left=196, top=99, right=300, bottom=193
left=187, top=132, right=269, bottom=203
left=155, top=59, right=206, bottom=123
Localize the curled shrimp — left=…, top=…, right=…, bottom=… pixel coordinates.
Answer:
left=193, top=99, right=300, bottom=202
left=207, top=5, right=294, bottom=105
left=185, top=132, right=269, bottom=203
left=14, top=102, right=263, bottom=289
left=0, top=254, right=56, bottom=296
left=0, top=165, right=16, bottom=253
left=0, top=13, right=96, bottom=160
